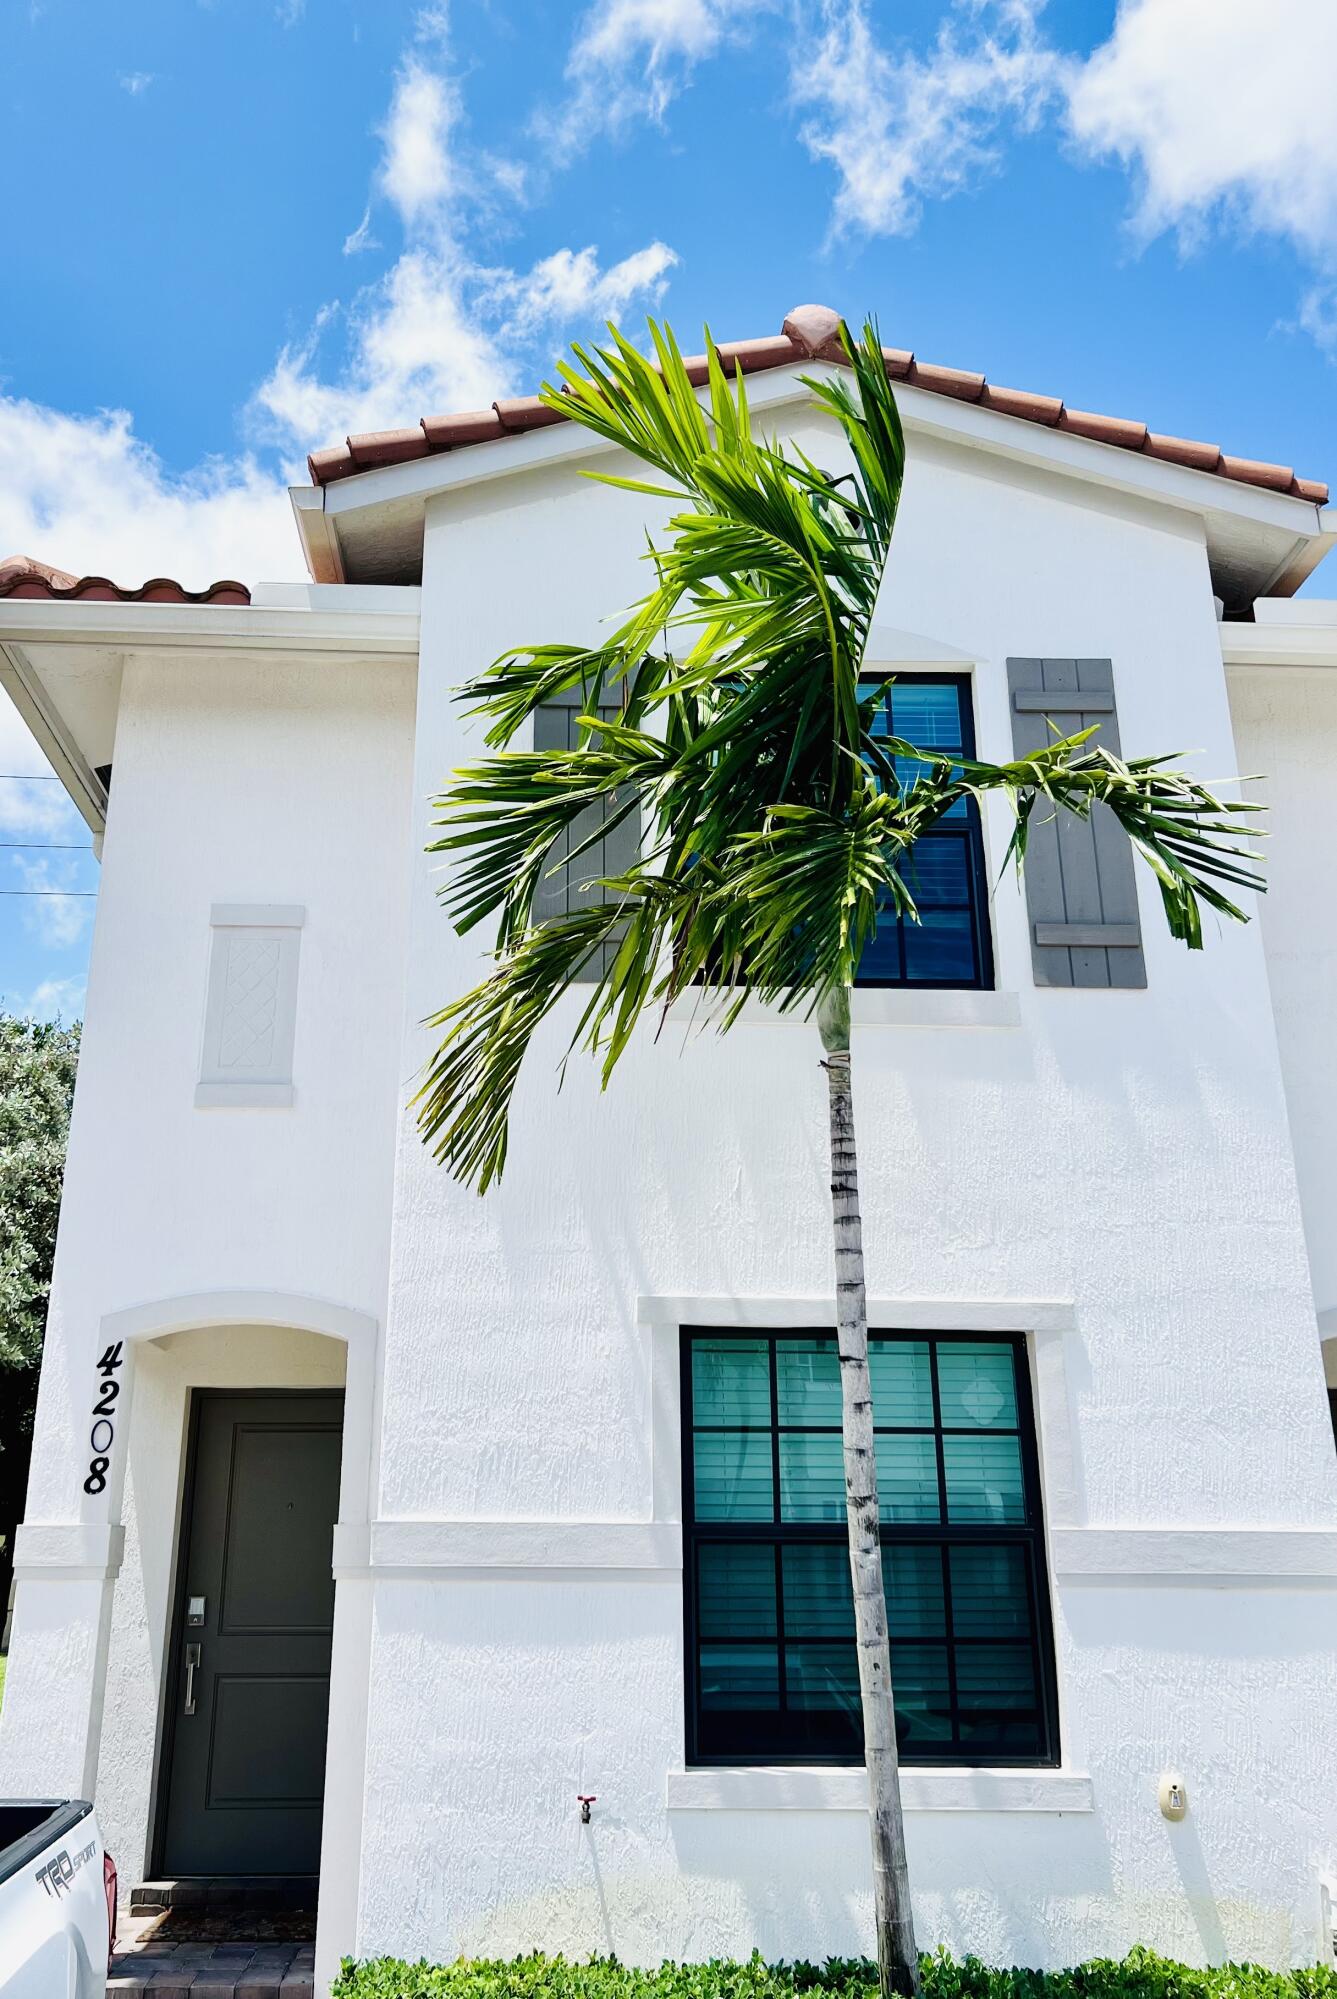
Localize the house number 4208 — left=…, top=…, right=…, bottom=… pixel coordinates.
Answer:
left=82, top=1343, right=124, bottom=1496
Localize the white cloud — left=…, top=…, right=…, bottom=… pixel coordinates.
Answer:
left=0, top=396, right=296, bottom=590
left=482, top=240, right=679, bottom=338
left=255, top=9, right=680, bottom=453
left=3, top=0, right=681, bottom=605
left=118, top=71, right=155, bottom=95
left=256, top=232, right=680, bottom=450
left=255, top=253, right=516, bottom=445
left=1298, top=282, right=1337, bottom=358
left=1067, top=0, right=1337, bottom=262
left=0, top=769, right=77, bottom=846
left=342, top=206, right=379, bottom=257
left=0, top=699, right=69, bottom=840
left=785, top=0, right=1337, bottom=360
left=792, top=0, right=1061, bottom=238
left=541, top=0, right=771, bottom=159
left=380, top=57, right=458, bottom=226
left=9, top=855, right=94, bottom=950
left=20, top=975, right=87, bottom=1024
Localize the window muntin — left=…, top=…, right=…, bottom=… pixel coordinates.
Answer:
left=682, top=1330, right=1058, bottom=1766
left=856, top=675, right=992, bottom=990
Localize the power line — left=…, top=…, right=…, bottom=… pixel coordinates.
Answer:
left=0, top=889, right=98, bottom=898
left=0, top=772, right=60, bottom=781
left=0, top=841, right=93, bottom=850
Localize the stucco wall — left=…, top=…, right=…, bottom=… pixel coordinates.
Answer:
left=18, top=646, right=414, bottom=1528
left=0, top=646, right=413, bottom=1896
left=353, top=418, right=1337, bottom=1970
left=1227, top=663, right=1337, bottom=1334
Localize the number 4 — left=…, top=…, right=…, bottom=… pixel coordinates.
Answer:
left=96, top=1343, right=124, bottom=1374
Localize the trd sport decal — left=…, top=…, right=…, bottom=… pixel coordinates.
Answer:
left=36, top=1838, right=96, bottom=1898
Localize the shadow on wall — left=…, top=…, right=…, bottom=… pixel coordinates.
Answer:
left=1167, top=1817, right=1228, bottom=1966
left=1062, top=1585, right=1337, bottom=1966
left=667, top=1807, right=1118, bottom=1970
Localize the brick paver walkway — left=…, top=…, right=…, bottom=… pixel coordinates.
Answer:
left=108, top=1905, right=316, bottom=1995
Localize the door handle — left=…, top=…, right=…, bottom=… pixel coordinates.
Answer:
left=184, top=1643, right=201, bottom=1716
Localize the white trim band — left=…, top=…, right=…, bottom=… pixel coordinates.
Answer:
left=637, top=1296, right=1077, bottom=1333
left=667, top=1767, right=1094, bottom=1814
left=1051, top=1526, right=1337, bottom=1585
left=209, top=903, right=305, bottom=929
left=332, top=1519, right=682, bottom=1579
left=12, top=1521, right=125, bottom=1582
left=194, top=1081, right=295, bottom=1109
left=667, top=991, right=1022, bottom=1031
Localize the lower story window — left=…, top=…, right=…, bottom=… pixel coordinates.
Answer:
left=682, top=1329, right=1058, bottom=1766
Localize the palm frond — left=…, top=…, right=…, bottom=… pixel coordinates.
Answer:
left=420, top=312, right=1264, bottom=1187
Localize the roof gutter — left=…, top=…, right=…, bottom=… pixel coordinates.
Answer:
left=289, top=486, right=346, bottom=585
left=0, top=599, right=419, bottom=655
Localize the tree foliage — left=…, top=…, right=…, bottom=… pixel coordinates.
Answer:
left=0, top=1012, right=80, bottom=1597
left=0, top=1014, right=79, bottom=1370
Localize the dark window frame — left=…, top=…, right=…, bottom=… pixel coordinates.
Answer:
left=855, top=672, right=994, bottom=992
left=681, top=1327, right=1060, bottom=1769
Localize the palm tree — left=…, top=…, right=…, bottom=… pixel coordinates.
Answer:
left=416, top=318, right=1262, bottom=1999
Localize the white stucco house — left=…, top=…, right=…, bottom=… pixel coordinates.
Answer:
left=4, top=301, right=1337, bottom=1995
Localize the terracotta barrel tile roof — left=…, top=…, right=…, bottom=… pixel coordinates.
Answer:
left=978, top=383, right=1063, bottom=424
left=1144, top=431, right=1222, bottom=474
left=716, top=333, right=798, bottom=373
left=1220, top=453, right=1295, bottom=493
left=1059, top=408, right=1148, bottom=451
left=0, top=554, right=250, bottom=605
left=304, top=301, right=1328, bottom=507
left=905, top=359, right=986, bottom=401
left=347, top=427, right=431, bottom=471
left=494, top=395, right=566, bottom=433
left=421, top=407, right=506, bottom=448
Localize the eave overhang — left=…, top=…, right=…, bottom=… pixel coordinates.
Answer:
left=289, top=365, right=1335, bottom=613
left=0, top=588, right=421, bottom=834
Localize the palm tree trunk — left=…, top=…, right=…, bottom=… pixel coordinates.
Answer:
left=819, top=984, right=919, bottom=1999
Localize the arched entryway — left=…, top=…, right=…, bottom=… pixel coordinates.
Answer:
left=83, top=1291, right=376, bottom=1987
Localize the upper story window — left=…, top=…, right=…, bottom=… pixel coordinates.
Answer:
left=537, top=673, right=993, bottom=991
left=682, top=1329, right=1058, bottom=1767
left=856, top=675, right=993, bottom=990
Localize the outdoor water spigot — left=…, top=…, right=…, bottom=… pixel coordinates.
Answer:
left=578, top=1795, right=597, bottom=1824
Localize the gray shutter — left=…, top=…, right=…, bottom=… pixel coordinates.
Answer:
left=532, top=702, right=573, bottom=928
left=1007, top=659, right=1146, bottom=990
left=534, top=692, right=635, bottom=981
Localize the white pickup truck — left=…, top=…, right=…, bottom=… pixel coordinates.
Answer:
left=0, top=1799, right=115, bottom=1997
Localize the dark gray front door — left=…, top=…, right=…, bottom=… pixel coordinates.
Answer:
left=159, top=1390, right=343, bottom=1876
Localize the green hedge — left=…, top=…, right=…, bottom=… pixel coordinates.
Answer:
left=331, top=1951, right=1337, bottom=1999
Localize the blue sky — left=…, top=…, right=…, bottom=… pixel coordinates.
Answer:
left=2, top=0, right=1335, bottom=1020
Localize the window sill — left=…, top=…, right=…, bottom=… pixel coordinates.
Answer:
left=666, top=990, right=1020, bottom=1031
left=666, top=1767, right=1093, bottom=1814
left=194, top=1081, right=294, bottom=1109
